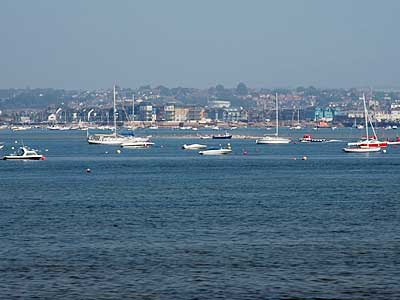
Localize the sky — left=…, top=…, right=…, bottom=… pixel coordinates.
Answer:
left=0, top=0, right=399, bottom=89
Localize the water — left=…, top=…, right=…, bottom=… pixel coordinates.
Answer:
left=1, top=128, right=400, bottom=299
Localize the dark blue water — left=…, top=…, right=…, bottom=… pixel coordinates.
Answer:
left=1, top=128, right=400, bottom=299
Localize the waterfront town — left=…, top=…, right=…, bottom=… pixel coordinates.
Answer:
left=1, top=83, right=400, bottom=129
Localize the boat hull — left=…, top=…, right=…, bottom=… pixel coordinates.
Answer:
left=198, top=149, right=232, bottom=155
left=3, top=155, right=44, bottom=160
left=342, top=147, right=381, bottom=153
left=256, top=137, right=291, bottom=144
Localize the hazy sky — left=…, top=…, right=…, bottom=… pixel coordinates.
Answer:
left=1, top=0, right=399, bottom=89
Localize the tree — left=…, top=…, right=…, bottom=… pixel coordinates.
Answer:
left=236, top=82, right=248, bottom=96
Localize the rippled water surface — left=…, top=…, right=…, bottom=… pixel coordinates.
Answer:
left=1, top=128, right=400, bottom=299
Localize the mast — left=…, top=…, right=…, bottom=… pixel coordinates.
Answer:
left=113, top=85, right=117, bottom=137
left=275, top=92, right=279, bottom=136
left=132, top=94, right=135, bottom=122
left=362, top=94, right=369, bottom=146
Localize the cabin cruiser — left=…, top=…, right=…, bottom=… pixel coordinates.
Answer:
left=199, top=144, right=232, bottom=155
left=300, top=134, right=327, bottom=143
left=212, top=132, right=232, bottom=139
left=182, top=143, right=207, bottom=150
left=3, top=146, right=45, bottom=160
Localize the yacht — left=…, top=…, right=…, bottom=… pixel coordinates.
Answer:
left=3, top=146, right=45, bottom=160
left=256, top=93, right=291, bottom=144
left=87, top=85, right=148, bottom=145
left=343, top=94, right=383, bottom=153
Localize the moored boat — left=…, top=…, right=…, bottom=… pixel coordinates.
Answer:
left=3, top=146, right=45, bottom=160
left=212, top=132, right=232, bottom=139
left=300, top=134, right=327, bottom=143
left=199, top=144, right=232, bottom=155
left=343, top=94, right=383, bottom=153
left=182, top=143, right=207, bottom=150
left=120, top=140, right=154, bottom=148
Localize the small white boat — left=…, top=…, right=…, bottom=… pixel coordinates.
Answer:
left=3, top=146, right=45, bottom=160
left=121, top=141, right=154, bottom=148
left=199, top=144, right=232, bottom=155
left=200, top=135, right=212, bottom=139
left=182, top=143, right=207, bottom=150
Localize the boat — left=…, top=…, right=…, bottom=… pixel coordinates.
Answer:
left=10, top=126, right=32, bottom=131
left=343, top=146, right=381, bottom=153
left=212, top=132, right=232, bottom=139
left=343, top=94, right=382, bottom=153
left=0, top=143, right=4, bottom=150
left=300, top=134, right=327, bottom=143
left=200, top=135, right=212, bottom=139
left=3, top=146, right=45, bottom=160
left=256, top=93, right=291, bottom=144
left=120, top=141, right=154, bottom=148
left=199, top=144, right=232, bottom=155
left=87, top=85, right=149, bottom=145
left=182, top=143, right=207, bottom=150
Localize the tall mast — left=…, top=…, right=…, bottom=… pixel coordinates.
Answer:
left=132, top=94, right=135, bottom=122
left=113, top=85, right=117, bottom=136
left=362, top=93, right=369, bottom=146
left=275, top=92, right=279, bottom=136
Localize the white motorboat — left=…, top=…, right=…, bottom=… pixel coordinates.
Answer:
left=120, top=140, right=154, bottom=148
left=256, top=93, right=291, bottom=144
left=3, top=146, right=45, bottom=160
left=182, top=143, right=207, bottom=150
left=199, top=144, right=232, bottom=155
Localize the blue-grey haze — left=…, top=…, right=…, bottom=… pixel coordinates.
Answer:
left=0, top=0, right=399, bottom=89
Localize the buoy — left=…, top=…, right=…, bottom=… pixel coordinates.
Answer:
left=292, top=157, right=297, bottom=160
left=383, top=149, right=387, bottom=153
left=11, top=146, right=15, bottom=150
left=105, top=151, right=109, bottom=154
left=86, top=168, right=91, bottom=173
left=243, top=151, right=248, bottom=156
left=41, top=156, right=46, bottom=161
left=302, top=156, right=308, bottom=160
left=116, top=149, right=121, bottom=154
left=45, top=149, right=49, bottom=152
left=14, top=140, right=18, bottom=144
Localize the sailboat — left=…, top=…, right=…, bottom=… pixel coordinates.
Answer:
left=343, top=94, right=382, bottom=153
left=87, top=85, right=151, bottom=145
left=256, top=93, right=291, bottom=144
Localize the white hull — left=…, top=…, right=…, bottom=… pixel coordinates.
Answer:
left=256, top=136, right=291, bottom=144
left=88, top=134, right=150, bottom=145
left=121, top=141, right=154, bottom=148
left=199, top=149, right=232, bottom=155
left=182, top=144, right=207, bottom=150
left=343, top=147, right=381, bottom=153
